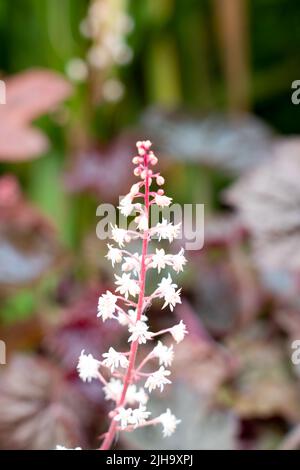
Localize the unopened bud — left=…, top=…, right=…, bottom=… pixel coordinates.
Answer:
left=157, top=189, right=164, bottom=195
left=138, top=147, right=146, bottom=156
left=151, top=157, right=158, bottom=165
left=156, top=175, right=164, bottom=185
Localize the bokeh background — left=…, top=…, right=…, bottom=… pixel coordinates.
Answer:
left=0, top=0, right=300, bottom=450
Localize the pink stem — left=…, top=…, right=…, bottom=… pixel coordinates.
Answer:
left=100, top=149, right=150, bottom=450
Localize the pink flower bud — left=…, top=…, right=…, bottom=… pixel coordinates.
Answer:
left=138, top=147, right=146, bottom=156
left=156, top=176, right=164, bottom=186
left=157, top=189, right=164, bottom=195
left=150, top=154, right=158, bottom=165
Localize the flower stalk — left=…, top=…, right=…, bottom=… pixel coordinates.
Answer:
left=58, top=140, right=187, bottom=450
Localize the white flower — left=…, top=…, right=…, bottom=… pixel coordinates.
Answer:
left=125, top=384, right=138, bottom=404
left=106, top=244, right=122, bottom=267
left=77, top=350, right=100, bottom=383
left=122, top=253, right=140, bottom=275
left=128, top=309, right=148, bottom=323
left=125, top=384, right=149, bottom=406
left=97, top=291, right=118, bottom=321
left=131, top=404, right=151, bottom=427
left=157, top=274, right=181, bottom=311
left=155, top=194, right=172, bottom=207
left=159, top=409, right=181, bottom=437
left=102, top=347, right=129, bottom=372
left=130, top=182, right=141, bottom=196
left=136, top=214, right=148, bottom=231
left=134, top=387, right=149, bottom=405
left=128, top=320, right=152, bottom=344
left=56, top=445, right=82, bottom=450
left=111, top=225, right=129, bottom=247
left=117, top=308, right=147, bottom=326
left=170, top=320, right=187, bottom=343
left=103, top=378, right=123, bottom=402
left=115, top=273, right=140, bottom=298
left=114, top=407, right=133, bottom=429
left=151, top=248, right=169, bottom=273
left=145, top=366, right=171, bottom=393
left=162, top=287, right=181, bottom=311
left=153, top=219, right=181, bottom=242
left=157, top=273, right=177, bottom=295
left=171, top=248, right=187, bottom=273
left=153, top=341, right=174, bottom=367
left=119, top=194, right=135, bottom=216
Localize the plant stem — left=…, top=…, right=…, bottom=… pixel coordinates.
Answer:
left=100, top=152, right=150, bottom=450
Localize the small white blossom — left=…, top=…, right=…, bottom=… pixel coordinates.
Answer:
left=170, top=320, right=187, bottom=343
left=171, top=248, right=187, bottom=273
left=157, top=273, right=177, bottom=295
left=119, top=194, right=135, bottom=217
left=97, top=291, right=118, bottom=321
left=151, top=248, right=169, bottom=273
left=157, top=274, right=181, bottom=311
left=117, top=308, right=147, bottom=326
left=77, top=350, right=100, bottom=383
left=159, top=409, right=181, bottom=437
left=128, top=320, right=152, bottom=344
left=128, top=309, right=148, bottom=323
left=114, top=407, right=133, bottom=429
left=111, top=225, right=129, bottom=247
left=115, top=273, right=140, bottom=298
left=153, top=219, right=181, bottom=242
left=131, top=404, right=151, bottom=427
left=106, top=244, right=122, bottom=267
left=155, top=194, right=172, bottom=207
left=102, top=347, right=129, bottom=372
left=130, top=182, right=141, bottom=196
left=162, top=288, right=182, bottom=311
left=136, top=213, right=148, bottom=231
left=134, top=387, right=149, bottom=405
left=126, top=384, right=138, bottom=404
left=122, top=253, right=140, bottom=275
left=103, top=378, right=123, bottom=402
left=145, top=366, right=171, bottom=393
left=125, top=384, right=149, bottom=406
left=153, top=341, right=174, bottom=367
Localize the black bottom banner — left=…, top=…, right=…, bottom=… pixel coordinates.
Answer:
left=0, top=450, right=299, bottom=468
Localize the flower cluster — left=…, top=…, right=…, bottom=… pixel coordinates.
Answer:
left=58, top=140, right=187, bottom=450
left=70, top=0, right=134, bottom=102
